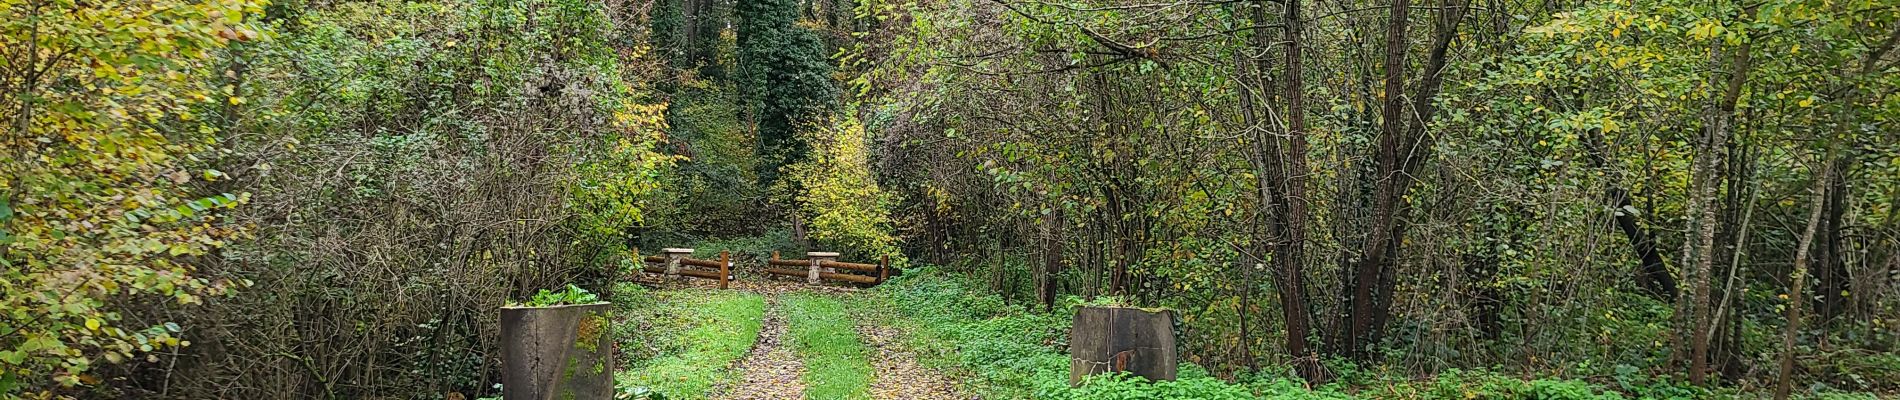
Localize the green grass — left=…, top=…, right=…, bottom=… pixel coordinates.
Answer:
left=782, top=292, right=874, bottom=400
left=614, top=286, right=765, bottom=399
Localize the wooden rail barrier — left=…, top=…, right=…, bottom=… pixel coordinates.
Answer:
left=763, top=251, right=889, bottom=286
left=636, top=248, right=732, bottom=289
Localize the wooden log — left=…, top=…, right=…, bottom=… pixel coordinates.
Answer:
left=818, top=260, right=879, bottom=272
left=643, top=267, right=722, bottom=280
left=768, top=258, right=808, bottom=267
left=1068, top=306, right=1177, bottom=385
left=818, top=271, right=877, bottom=284
left=762, top=268, right=875, bottom=284
left=500, top=303, right=613, bottom=400
left=680, top=258, right=724, bottom=268
left=675, top=269, right=723, bottom=280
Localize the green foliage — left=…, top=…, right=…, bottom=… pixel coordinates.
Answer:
left=517, top=285, right=603, bottom=307
left=787, top=109, right=900, bottom=259
left=0, top=0, right=266, bottom=391
left=1039, top=371, right=1266, bottom=400
left=616, top=289, right=765, bottom=399
left=641, top=85, right=762, bottom=239
left=649, top=0, right=687, bottom=68
left=782, top=293, right=873, bottom=400
left=616, top=384, right=668, bottom=400
left=736, top=0, right=838, bottom=188
left=674, top=230, right=803, bottom=266
left=77, top=0, right=678, bottom=396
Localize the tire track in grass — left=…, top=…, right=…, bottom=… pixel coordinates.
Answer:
left=782, top=293, right=873, bottom=400
left=715, top=296, right=807, bottom=400
left=857, top=323, right=964, bottom=400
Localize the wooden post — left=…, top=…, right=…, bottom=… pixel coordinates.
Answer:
left=877, top=255, right=889, bottom=284
left=807, top=251, right=839, bottom=284
left=718, top=251, right=731, bottom=290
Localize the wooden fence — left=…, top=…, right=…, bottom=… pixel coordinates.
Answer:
left=762, top=251, right=890, bottom=285
left=638, top=248, right=733, bottom=289
left=634, top=248, right=890, bottom=287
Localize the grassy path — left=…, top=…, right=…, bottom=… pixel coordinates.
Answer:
left=615, top=279, right=965, bottom=400
left=781, top=293, right=873, bottom=400
left=715, top=296, right=807, bottom=400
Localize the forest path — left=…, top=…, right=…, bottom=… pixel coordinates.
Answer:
left=694, top=277, right=965, bottom=400
left=712, top=294, right=807, bottom=400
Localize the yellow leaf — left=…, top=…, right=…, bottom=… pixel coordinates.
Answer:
left=85, top=319, right=102, bottom=331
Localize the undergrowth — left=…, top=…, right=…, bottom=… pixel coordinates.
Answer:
left=867, top=265, right=1876, bottom=399
left=783, top=292, right=874, bottom=399
left=612, top=284, right=765, bottom=399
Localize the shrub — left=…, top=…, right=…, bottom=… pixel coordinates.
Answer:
left=0, top=0, right=266, bottom=393
left=87, top=0, right=672, bottom=397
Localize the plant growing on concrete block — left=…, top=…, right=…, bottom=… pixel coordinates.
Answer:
left=515, top=285, right=603, bottom=307
left=501, top=285, right=613, bottom=400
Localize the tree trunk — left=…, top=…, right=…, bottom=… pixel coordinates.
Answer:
left=1616, top=187, right=1678, bottom=299
left=1344, top=0, right=1464, bottom=359
left=1234, top=0, right=1321, bottom=380
left=1582, top=130, right=1679, bottom=301
left=1814, top=159, right=1849, bottom=325
left=1040, top=212, right=1063, bottom=312
left=1344, top=0, right=1415, bottom=359
left=1712, top=129, right=1756, bottom=383
left=1777, top=152, right=1836, bottom=400
left=1684, top=7, right=1753, bottom=384
left=1275, top=0, right=1320, bottom=381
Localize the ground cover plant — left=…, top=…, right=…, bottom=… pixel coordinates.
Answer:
left=614, top=286, right=766, bottom=399
left=868, top=266, right=1883, bottom=399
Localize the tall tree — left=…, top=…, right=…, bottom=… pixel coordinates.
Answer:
left=1342, top=0, right=1466, bottom=359
left=1777, top=147, right=1837, bottom=400
left=1683, top=4, right=1754, bottom=385
left=736, top=0, right=838, bottom=191
left=1274, top=0, right=1320, bottom=381
left=1238, top=0, right=1320, bottom=382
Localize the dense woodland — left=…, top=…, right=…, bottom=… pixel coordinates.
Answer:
left=2, top=0, right=1898, bottom=398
